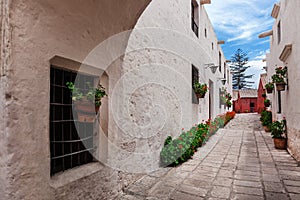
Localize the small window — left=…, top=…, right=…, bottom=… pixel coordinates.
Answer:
left=223, top=62, right=226, bottom=78
left=192, top=65, right=199, bottom=104
left=191, top=1, right=199, bottom=37
left=277, top=91, right=281, bottom=113
left=219, top=52, right=222, bottom=72
left=277, top=21, right=281, bottom=44
left=212, top=42, right=214, bottom=50
left=205, top=28, right=207, bottom=38
left=50, top=66, right=95, bottom=175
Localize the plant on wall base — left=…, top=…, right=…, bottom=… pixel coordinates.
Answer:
left=66, top=82, right=107, bottom=123
left=260, top=110, right=272, bottom=132
left=193, top=82, right=208, bottom=98
left=265, top=82, right=274, bottom=93
left=271, top=66, right=287, bottom=91
left=271, top=119, right=287, bottom=149
left=264, top=99, right=271, bottom=107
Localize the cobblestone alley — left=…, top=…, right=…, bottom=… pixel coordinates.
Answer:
left=118, top=114, right=300, bottom=200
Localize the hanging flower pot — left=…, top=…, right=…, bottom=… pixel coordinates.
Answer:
left=66, top=82, right=107, bottom=123
left=265, top=82, right=274, bottom=94
left=276, top=82, right=286, bottom=91
left=74, top=98, right=100, bottom=123
left=196, top=93, right=205, bottom=98
left=193, top=82, right=208, bottom=99
left=264, top=99, right=271, bottom=107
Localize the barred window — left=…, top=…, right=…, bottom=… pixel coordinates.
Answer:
left=50, top=66, right=95, bottom=175
left=192, top=65, right=199, bottom=104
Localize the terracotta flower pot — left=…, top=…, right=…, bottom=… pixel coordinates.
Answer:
left=276, top=83, right=286, bottom=91
left=266, top=88, right=273, bottom=94
left=196, top=93, right=205, bottom=98
left=74, top=99, right=99, bottom=123
left=263, top=126, right=271, bottom=132
left=273, top=138, right=287, bottom=149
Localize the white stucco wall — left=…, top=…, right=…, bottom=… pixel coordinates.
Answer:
left=266, top=0, right=300, bottom=161
left=0, top=0, right=150, bottom=199
left=107, top=0, right=232, bottom=172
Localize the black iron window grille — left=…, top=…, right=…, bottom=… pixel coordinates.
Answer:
left=192, top=65, right=199, bottom=104
left=50, top=66, right=96, bottom=175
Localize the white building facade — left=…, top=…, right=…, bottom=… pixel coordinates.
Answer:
left=0, top=0, right=231, bottom=199
left=261, top=0, right=300, bottom=162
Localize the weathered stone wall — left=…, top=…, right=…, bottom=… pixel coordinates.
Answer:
left=266, top=0, right=300, bottom=162
left=1, top=0, right=150, bottom=199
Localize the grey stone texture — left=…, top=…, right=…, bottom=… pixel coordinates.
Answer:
left=118, top=114, right=300, bottom=200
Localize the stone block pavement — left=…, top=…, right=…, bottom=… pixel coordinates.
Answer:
left=117, top=114, right=300, bottom=200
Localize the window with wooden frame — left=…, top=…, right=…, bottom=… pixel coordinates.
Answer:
left=50, top=66, right=96, bottom=175
left=192, top=65, right=199, bottom=104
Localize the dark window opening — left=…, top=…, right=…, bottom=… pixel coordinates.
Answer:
left=212, top=42, right=214, bottom=50
left=250, top=102, right=255, bottom=113
left=277, top=91, right=282, bottom=113
left=205, top=28, right=207, bottom=38
left=50, top=66, right=95, bottom=175
left=223, top=62, right=226, bottom=78
left=191, top=2, right=199, bottom=37
left=219, top=52, right=222, bottom=72
left=277, top=21, right=281, bottom=44
left=192, top=65, right=199, bottom=104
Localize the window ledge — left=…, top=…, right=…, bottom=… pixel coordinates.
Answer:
left=279, top=44, right=292, bottom=62
left=50, top=162, right=104, bottom=189
left=271, top=3, right=280, bottom=18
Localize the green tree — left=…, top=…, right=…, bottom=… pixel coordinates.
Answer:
left=230, top=49, right=254, bottom=89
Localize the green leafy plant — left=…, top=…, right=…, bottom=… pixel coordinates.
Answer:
left=272, top=66, right=287, bottom=84
left=265, top=82, right=274, bottom=90
left=160, top=111, right=236, bottom=167
left=193, top=82, right=208, bottom=96
left=264, top=99, right=270, bottom=105
left=164, top=136, right=172, bottom=146
left=66, top=82, right=107, bottom=107
left=260, top=110, right=272, bottom=127
left=271, top=119, right=286, bottom=139
left=226, top=100, right=232, bottom=107
left=262, top=93, right=267, bottom=98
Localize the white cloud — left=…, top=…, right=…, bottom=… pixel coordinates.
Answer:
left=246, top=60, right=267, bottom=89
left=206, top=0, right=277, bottom=43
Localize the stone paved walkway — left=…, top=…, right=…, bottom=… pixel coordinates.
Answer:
left=117, top=114, right=300, bottom=200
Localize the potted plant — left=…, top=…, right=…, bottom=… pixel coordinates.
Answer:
left=66, top=82, right=107, bottom=122
left=262, top=93, right=267, bottom=98
left=260, top=110, right=272, bottom=132
left=193, top=82, right=208, bottom=98
left=264, top=99, right=271, bottom=107
left=271, top=66, right=287, bottom=91
left=271, top=119, right=287, bottom=149
left=265, top=82, right=274, bottom=93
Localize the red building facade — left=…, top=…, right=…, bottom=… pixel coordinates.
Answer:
left=233, top=74, right=267, bottom=113
left=233, top=89, right=258, bottom=113
left=257, top=73, right=267, bottom=113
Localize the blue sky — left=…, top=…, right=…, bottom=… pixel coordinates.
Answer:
left=206, top=0, right=278, bottom=89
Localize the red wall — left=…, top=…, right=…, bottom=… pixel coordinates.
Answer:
left=234, top=97, right=258, bottom=113
left=257, top=79, right=266, bottom=114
